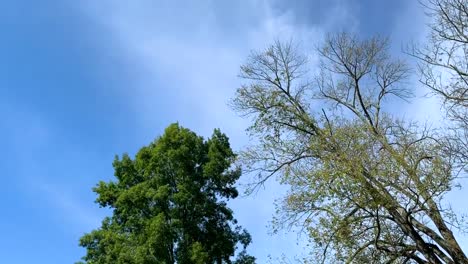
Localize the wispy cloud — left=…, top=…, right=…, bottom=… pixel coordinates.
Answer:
left=76, top=0, right=330, bottom=138
left=36, top=181, right=103, bottom=232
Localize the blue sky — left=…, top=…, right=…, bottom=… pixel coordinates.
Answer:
left=1, top=0, right=466, bottom=263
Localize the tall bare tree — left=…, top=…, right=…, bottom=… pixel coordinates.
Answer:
left=232, top=33, right=467, bottom=263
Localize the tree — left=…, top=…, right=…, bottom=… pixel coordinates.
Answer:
left=78, top=123, right=255, bottom=264
left=410, top=0, right=467, bottom=170
left=232, top=33, right=467, bottom=263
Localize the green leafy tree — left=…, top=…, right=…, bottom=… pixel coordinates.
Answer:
left=78, top=123, right=255, bottom=264
left=232, top=33, right=467, bottom=263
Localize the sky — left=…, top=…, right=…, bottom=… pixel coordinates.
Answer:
left=0, top=0, right=466, bottom=263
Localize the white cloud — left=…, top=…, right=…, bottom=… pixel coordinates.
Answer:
left=76, top=0, right=328, bottom=135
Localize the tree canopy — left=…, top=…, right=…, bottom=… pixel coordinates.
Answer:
left=232, top=23, right=467, bottom=264
left=78, top=123, right=255, bottom=264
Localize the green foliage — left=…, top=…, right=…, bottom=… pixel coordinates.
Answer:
left=78, top=123, right=254, bottom=264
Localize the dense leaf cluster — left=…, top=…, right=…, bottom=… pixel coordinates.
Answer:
left=78, top=124, right=255, bottom=264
